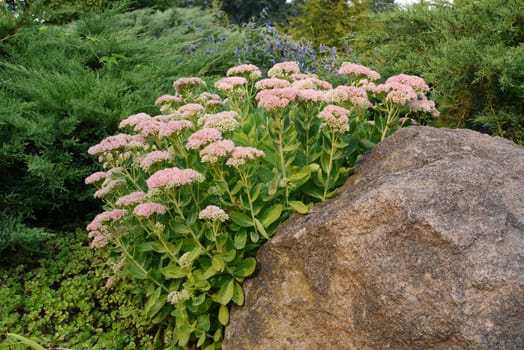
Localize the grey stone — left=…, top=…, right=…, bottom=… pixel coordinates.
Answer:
left=223, top=126, right=524, bottom=350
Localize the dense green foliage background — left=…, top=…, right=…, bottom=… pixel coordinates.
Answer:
left=1, top=0, right=522, bottom=348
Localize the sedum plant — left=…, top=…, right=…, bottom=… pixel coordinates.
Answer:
left=85, top=61, right=438, bottom=349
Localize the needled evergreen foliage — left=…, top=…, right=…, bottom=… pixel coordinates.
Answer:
left=354, top=0, right=524, bottom=144
left=0, top=5, right=239, bottom=236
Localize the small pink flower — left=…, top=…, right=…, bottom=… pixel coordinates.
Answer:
left=159, top=120, right=194, bottom=138
left=88, top=209, right=127, bottom=229
left=386, top=74, right=429, bottom=94
left=226, top=146, right=265, bottom=167
left=173, top=77, right=206, bottom=95
left=133, top=202, right=166, bottom=217
left=214, top=76, right=248, bottom=93
left=85, top=171, right=107, bottom=185
left=146, top=167, right=205, bottom=190
left=327, top=86, right=372, bottom=107
left=268, top=61, right=300, bottom=78
left=226, top=64, right=262, bottom=80
left=88, top=134, right=145, bottom=155
left=296, top=89, right=326, bottom=103
left=155, top=94, right=183, bottom=106
left=140, top=150, right=173, bottom=171
left=255, top=78, right=291, bottom=90
left=200, top=139, right=235, bottom=163
left=199, top=111, right=239, bottom=132
left=291, top=78, right=332, bottom=91
left=186, top=128, right=222, bottom=149
left=318, top=105, right=351, bottom=132
left=256, top=88, right=297, bottom=111
left=115, top=191, right=146, bottom=207
left=176, top=103, right=205, bottom=120
left=119, top=113, right=152, bottom=129
left=338, top=62, right=381, bottom=81
left=409, top=97, right=440, bottom=117
left=134, top=120, right=163, bottom=137
left=375, top=82, right=418, bottom=105
left=198, top=205, right=229, bottom=222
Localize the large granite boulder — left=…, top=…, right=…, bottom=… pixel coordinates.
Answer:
left=223, top=126, right=524, bottom=350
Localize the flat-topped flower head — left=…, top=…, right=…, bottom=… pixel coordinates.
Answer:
left=386, top=74, right=429, bottom=94
left=254, top=78, right=291, bottom=90
left=140, top=150, right=173, bottom=171
left=146, top=167, right=205, bottom=190
left=268, top=61, right=300, bottom=79
left=167, top=289, right=192, bottom=305
left=159, top=120, right=194, bottom=138
left=186, top=128, right=222, bottom=149
left=338, top=62, right=381, bottom=82
left=93, top=179, right=126, bottom=198
left=88, top=209, right=127, bottom=230
left=296, top=89, right=326, bottom=103
left=198, top=111, right=240, bottom=132
left=199, top=205, right=230, bottom=222
left=326, top=85, right=372, bottom=108
left=133, top=202, right=166, bottom=218
left=175, top=103, right=205, bottom=120
left=291, top=77, right=332, bottom=91
left=226, top=146, right=265, bottom=168
left=256, top=87, right=297, bottom=111
left=409, top=97, right=440, bottom=117
left=119, top=113, right=152, bottom=129
left=318, top=105, right=351, bottom=133
left=375, top=82, right=418, bottom=105
left=200, top=139, right=235, bottom=163
left=88, top=134, right=145, bottom=155
left=214, top=76, right=248, bottom=94
left=115, top=191, right=146, bottom=207
left=226, top=64, right=262, bottom=80
left=134, top=120, right=163, bottom=137
left=154, top=94, right=183, bottom=107
left=173, top=77, right=206, bottom=96
left=85, top=171, right=107, bottom=185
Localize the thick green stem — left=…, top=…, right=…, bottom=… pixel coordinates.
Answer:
left=322, top=130, right=337, bottom=201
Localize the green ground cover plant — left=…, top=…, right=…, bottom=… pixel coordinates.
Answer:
left=84, top=60, right=438, bottom=349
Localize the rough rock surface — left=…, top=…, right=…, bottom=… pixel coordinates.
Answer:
left=223, top=126, right=524, bottom=350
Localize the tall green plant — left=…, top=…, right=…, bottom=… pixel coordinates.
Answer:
left=85, top=60, right=438, bottom=349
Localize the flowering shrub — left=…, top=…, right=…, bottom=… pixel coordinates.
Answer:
left=86, top=61, right=438, bottom=349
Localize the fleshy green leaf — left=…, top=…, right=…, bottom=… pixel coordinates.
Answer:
left=289, top=200, right=309, bottom=214
left=127, top=264, right=148, bottom=279
left=260, top=204, right=283, bottom=227
left=234, top=257, right=256, bottom=278
left=232, top=281, right=244, bottom=305
left=211, top=254, right=225, bottom=272
left=214, top=278, right=234, bottom=305
left=234, top=231, right=247, bottom=249
left=230, top=211, right=253, bottom=227
left=218, top=304, right=229, bottom=326
left=254, top=218, right=269, bottom=239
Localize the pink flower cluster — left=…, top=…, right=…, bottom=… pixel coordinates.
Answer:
left=146, top=167, right=204, bottom=190
left=196, top=92, right=223, bottom=108
left=199, top=111, right=239, bottom=132
left=186, top=128, right=222, bottom=149
left=133, top=202, right=166, bottom=218
left=198, top=205, right=230, bottom=222
left=85, top=171, right=107, bottom=185
left=375, top=82, right=418, bottom=105
left=88, top=134, right=145, bottom=155
left=155, top=94, right=183, bottom=106
left=268, top=61, right=301, bottom=78
left=200, top=139, right=235, bottom=163
left=119, top=113, right=151, bottom=129
left=256, top=88, right=297, bottom=111
left=291, top=77, right=332, bottom=91
left=386, top=74, right=429, bottom=94
left=296, top=89, right=326, bottom=103
left=226, top=146, right=265, bottom=167
left=226, top=64, right=262, bottom=80
left=140, top=150, right=173, bottom=171
left=93, top=179, right=126, bottom=198
left=318, top=105, right=351, bottom=132
left=327, top=86, right=372, bottom=107
left=115, top=191, right=146, bottom=207
left=255, top=78, right=291, bottom=90
left=338, top=62, right=381, bottom=81
left=173, top=77, right=206, bottom=95
left=159, top=120, right=194, bottom=138
left=175, top=103, right=205, bottom=120
left=134, top=120, right=163, bottom=137
left=87, top=209, right=127, bottom=248
left=409, top=97, right=440, bottom=117
left=214, top=77, right=248, bottom=93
